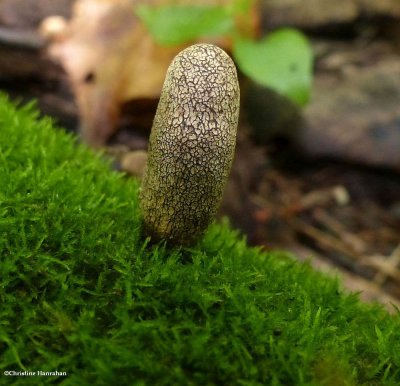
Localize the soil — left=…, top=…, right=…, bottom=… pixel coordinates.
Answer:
left=242, top=146, right=400, bottom=309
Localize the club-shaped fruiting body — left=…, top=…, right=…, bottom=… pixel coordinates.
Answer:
left=140, top=44, right=240, bottom=246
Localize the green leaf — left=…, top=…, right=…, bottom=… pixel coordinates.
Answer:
left=233, top=28, right=313, bottom=106
left=136, top=5, right=234, bottom=46
left=226, top=0, right=255, bottom=16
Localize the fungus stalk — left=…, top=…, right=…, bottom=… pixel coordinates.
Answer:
left=140, top=44, right=240, bottom=246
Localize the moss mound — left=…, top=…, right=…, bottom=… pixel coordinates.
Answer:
left=1, top=94, right=400, bottom=385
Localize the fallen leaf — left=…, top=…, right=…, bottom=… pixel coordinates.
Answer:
left=42, top=0, right=257, bottom=146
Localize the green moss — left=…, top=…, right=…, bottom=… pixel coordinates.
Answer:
left=0, top=94, right=399, bottom=385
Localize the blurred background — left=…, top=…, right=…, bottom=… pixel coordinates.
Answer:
left=0, top=0, right=399, bottom=309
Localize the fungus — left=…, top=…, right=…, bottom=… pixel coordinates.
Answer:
left=140, top=44, right=240, bottom=246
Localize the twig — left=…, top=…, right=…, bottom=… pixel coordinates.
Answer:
left=367, top=244, right=400, bottom=285
left=312, top=208, right=367, bottom=254
left=291, top=218, right=361, bottom=260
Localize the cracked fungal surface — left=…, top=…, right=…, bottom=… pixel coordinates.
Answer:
left=140, top=44, right=240, bottom=246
